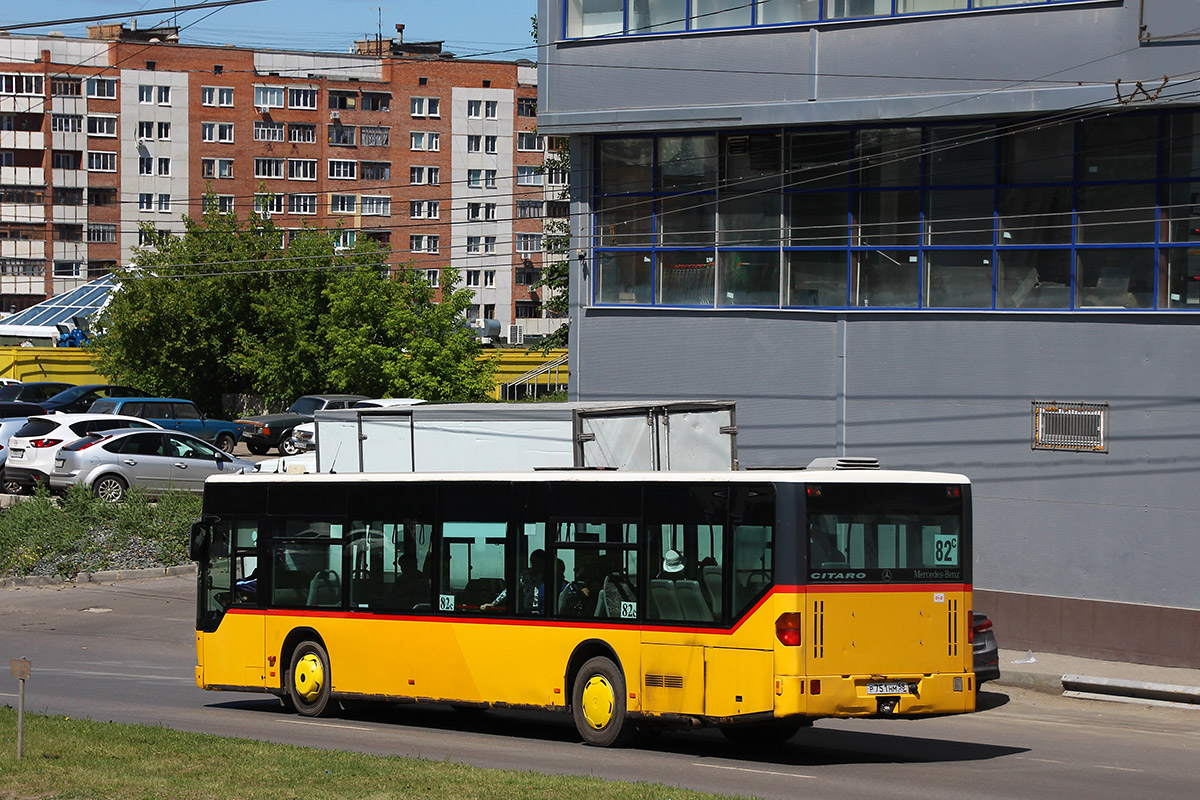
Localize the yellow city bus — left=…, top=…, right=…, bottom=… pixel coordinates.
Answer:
left=191, top=464, right=976, bottom=746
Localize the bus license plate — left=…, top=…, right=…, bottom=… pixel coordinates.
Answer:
left=866, top=681, right=911, bottom=695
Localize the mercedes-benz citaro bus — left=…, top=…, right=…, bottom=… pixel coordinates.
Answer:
left=191, top=459, right=975, bottom=747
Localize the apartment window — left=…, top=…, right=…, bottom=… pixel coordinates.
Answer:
left=288, top=123, right=316, bottom=143
left=547, top=200, right=570, bottom=218
left=201, top=159, right=215, bottom=178
left=255, top=86, right=285, bottom=108
left=288, top=194, right=317, bottom=215
left=428, top=97, right=440, bottom=116
left=483, top=236, right=497, bottom=253
left=336, top=230, right=357, bottom=250
left=517, top=234, right=542, bottom=252
left=158, top=86, right=171, bottom=105
left=157, top=193, right=171, bottom=212
left=86, top=78, right=116, bottom=99
left=289, top=88, right=317, bottom=109
left=411, top=201, right=427, bottom=219
left=517, top=200, right=543, bottom=218
left=87, top=223, right=117, bottom=243
left=201, top=122, right=216, bottom=142
left=331, top=194, right=356, bottom=213
left=137, top=121, right=154, bottom=140
left=466, top=135, right=482, bottom=154
left=467, top=236, right=482, bottom=254
left=218, top=159, right=234, bottom=178
left=328, top=125, right=356, bottom=146
left=157, top=158, right=171, bottom=176
left=428, top=167, right=440, bottom=185
left=329, top=159, right=357, bottom=179
left=254, top=158, right=284, bottom=178
left=424, top=269, right=440, bottom=287
left=329, top=91, right=358, bottom=110
left=0, top=74, right=41, bottom=96
left=411, top=132, right=426, bottom=151
left=467, top=100, right=482, bottom=119
left=517, top=266, right=541, bottom=285
left=218, top=123, right=234, bottom=142
left=157, top=122, right=171, bottom=140
left=517, top=97, right=536, bottom=117
left=361, top=126, right=390, bottom=147
left=51, top=152, right=76, bottom=170
left=484, top=270, right=496, bottom=287
left=201, top=86, right=217, bottom=106
left=255, top=121, right=285, bottom=141
left=485, top=203, right=497, bottom=221
left=517, top=166, right=543, bottom=186
left=362, top=92, right=390, bottom=111
left=281, top=159, right=314, bottom=182
left=410, top=97, right=425, bottom=116
left=411, top=166, right=426, bottom=185
left=410, top=235, right=439, bottom=253
left=485, top=100, right=498, bottom=119
left=138, top=193, right=153, bottom=211
left=218, top=195, right=234, bottom=213
left=87, top=116, right=117, bottom=137
left=485, top=135, right=498, bottom=154
left=54, top=262, right=82, bottom=278
left=138, top=85, right=153, bottom=103
left=467, top=202, right=482, bottom=220
left=518, top=132, right=543, bottom=151
left=428, top=200, right=441, bottom=218
left=546, top=167, right=568, bottom=185
left=51, top=114, right=82, bottom=132
left=254, top=194, right=285, bottom=216
left=361, top=161, right=391, bottom=181
left=217, top=87, right=234, bottom=106
left=361, top=196, right=390, bottom=216
left=467, top=169, right=482, bottom=188
left=485, top=170, right=497, bottom=188
left=411, top=131, right=438, bottom=151
left=52, top=78, right=82, bottom=97
left=466, top=270, right=481, bottom=287
left=139, top=156, right=153, bottom=175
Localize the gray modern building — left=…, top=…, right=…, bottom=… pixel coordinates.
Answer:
left=537, top=0, right=1200, bottom=667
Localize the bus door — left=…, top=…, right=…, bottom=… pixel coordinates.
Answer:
left=195, top=518, right=264, bottom=690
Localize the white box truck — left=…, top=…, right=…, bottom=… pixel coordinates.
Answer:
left=310, top=401, right=738, bottom=473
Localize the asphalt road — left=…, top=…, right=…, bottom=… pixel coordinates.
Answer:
left=3, top=576, right=1198, bottom=799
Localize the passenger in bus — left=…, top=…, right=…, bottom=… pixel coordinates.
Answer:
left=658, top=549, right=686, bottom=579
left=560, top=556, right=601, bottom=616
left=395, top=554, right=431, bottom=609
left=482, top=548, right=546, bottom=612
left=809, top=516, right=847, bottom=567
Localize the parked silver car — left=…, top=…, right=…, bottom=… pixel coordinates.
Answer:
left=49, top=429, right=254, bottom=501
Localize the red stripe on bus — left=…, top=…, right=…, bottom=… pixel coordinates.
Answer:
left=220, top=582, right=969, bottom=637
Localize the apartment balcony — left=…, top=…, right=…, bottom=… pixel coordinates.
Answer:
left=0, top=239, right=45, bottom=260
left=51, top=97, right=84, bottom=115
left=0, top=131, right=45, bottom=151
left=51, top=131, right=85, bottom=151
left=0, top=204, right=44, bottom=224
left=0, top=96, right=45, bottom=114
left=0, top=166, right=45, bottom=186
left=0, top=276, right=46, bottom=296
left=52, top=241, right=86, bottom=261
left=51, top=169, right=84, bottom=188
left=53, top=276, right=89, bottom=295
left=51, top=204, right=86, bottom=224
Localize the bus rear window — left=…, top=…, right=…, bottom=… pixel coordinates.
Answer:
left=805, top=483, right=966, bottom=583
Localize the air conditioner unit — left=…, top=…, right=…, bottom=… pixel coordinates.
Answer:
left=330, top=110, right=340, bottom=120
left=507, top=324, right=524, bottom=345
left=258, top=104, right=270, bottom=114
left=136, top=136, right=147, bottom=145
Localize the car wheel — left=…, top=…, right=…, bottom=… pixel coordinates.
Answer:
left=288, top=639, right=334, bottom=717
left=1, top=471, right=24, bottom=495
left=246, top=442, right=269, bottom=456
left=214, top=432, right=237, bottom=453
left=278, top=431, right=301, bottom=456
left=571, top=656, right=634, bottom=747
left=92, top=474, right=127, bottom=503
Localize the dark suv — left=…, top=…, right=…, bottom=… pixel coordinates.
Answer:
left=236, top=394, right=366, bottom=455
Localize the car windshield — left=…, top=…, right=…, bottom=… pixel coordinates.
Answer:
left=288, top=397, right=322, bottom=416
left=46, top=386, right=91, bottom=402
left=0, top=386, right=22, bottom=401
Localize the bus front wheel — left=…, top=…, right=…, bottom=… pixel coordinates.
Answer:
left=288, top=640, right=333, bottom=717
left=571, top=656, right=634, bottom=747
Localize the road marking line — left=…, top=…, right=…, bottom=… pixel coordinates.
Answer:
left=1017, top=757, right=1064, bottom=764
left=277, top=719, right=373, bottom=732
left=1096, top=765, right=1142, bottom=773
left=0, top=692, right=16, bottom=698
left=693, top=763, right=816, bottom=779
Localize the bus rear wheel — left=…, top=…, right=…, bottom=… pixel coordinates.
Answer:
left=719, top=718, right=805, bottom=746
left=571, top=656, right=634, bottom=747
left=288, top=640, right=334, bottom=717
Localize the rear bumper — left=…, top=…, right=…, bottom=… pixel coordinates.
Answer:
left=775, top=672, right=977, bottom=717
left=4, top=466, right=50, bottom=488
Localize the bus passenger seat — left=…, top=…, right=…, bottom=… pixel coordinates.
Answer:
left=701, top=565, right=722, bottom=616
left=675, top=579, right=712, bottom=622
left=306, top=569, right=341, bottom=606
left=650, top=579, right=683, bottom=619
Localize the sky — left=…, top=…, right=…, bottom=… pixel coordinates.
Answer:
left=0, top=0, right=539, bottom=60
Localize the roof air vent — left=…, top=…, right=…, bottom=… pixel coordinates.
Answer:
left=805, top=457, right=881, bottom=470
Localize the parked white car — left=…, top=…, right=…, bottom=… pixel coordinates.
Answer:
left=4, top=413, right=161, bottom=493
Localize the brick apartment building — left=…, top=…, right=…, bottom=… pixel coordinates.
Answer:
left=0, top=23, right=562, bottom=342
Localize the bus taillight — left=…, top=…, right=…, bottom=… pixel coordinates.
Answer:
left=775, top=613, right=802, bottom=646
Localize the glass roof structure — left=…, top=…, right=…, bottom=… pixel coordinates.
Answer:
left=0, top=276, right=115, bottom=341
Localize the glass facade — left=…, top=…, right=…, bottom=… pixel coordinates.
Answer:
left=566, top=0, right=1083, bottom=38
left=590, top=110, right=1200, bottom=310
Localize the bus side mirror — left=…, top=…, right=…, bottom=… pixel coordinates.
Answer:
left=190, top=521, right=210, bottom=562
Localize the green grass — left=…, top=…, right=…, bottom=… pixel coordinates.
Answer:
left=0, top=709, right=748, bottom=800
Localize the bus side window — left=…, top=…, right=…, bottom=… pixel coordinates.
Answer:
left=730, top=484, right=775, bottom=619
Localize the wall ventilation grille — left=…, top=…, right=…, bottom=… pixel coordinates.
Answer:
left=1032, top=401, right=1108, bottom=452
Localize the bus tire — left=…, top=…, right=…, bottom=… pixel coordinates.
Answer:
left=571, top=656, right=634, bottom=747
left=288, top=639, right=334, bottom=717
left=719, top=718, right=805, bottom=746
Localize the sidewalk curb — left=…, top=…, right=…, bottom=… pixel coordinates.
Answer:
left=1, top=563, right=196, bottom=589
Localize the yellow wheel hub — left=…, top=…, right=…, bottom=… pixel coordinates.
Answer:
left=293, top=653, right=324, bottom=703
left=580, top=675, right=615, bottom=731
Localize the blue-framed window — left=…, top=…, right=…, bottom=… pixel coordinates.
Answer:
left=564, top=0, right=1088, bottom=39
left=590, top=110, right=1200, bottom=310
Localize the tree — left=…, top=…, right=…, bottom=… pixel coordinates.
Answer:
left=90, top=201, right=496, bottom=412
left=535, top=138, right=571, bottom=353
